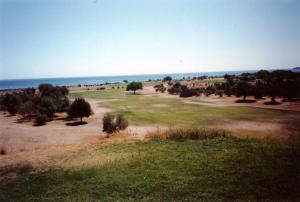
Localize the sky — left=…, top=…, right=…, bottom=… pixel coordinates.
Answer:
left=0, top=0, right=299, bottom=79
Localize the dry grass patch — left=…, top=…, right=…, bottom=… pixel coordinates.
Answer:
left=146, top=127, right=230, bottom=141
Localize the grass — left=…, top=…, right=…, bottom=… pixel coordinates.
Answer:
left=69, top=87, right=300, bottom=135
left=1, top=136, right=300, bottom=201
left=69, top=88, right=126, bottom=100
left=100, top=95, right=294, bottom=126
left=146, top=127, right=229, bottom=141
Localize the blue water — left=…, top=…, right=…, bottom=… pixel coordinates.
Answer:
left=0, top=70, right=260, bottom=90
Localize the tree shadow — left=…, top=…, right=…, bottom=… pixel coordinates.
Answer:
left=15, top=117, right=33, bottom=124
left=282, top=98, right=300, bottom=103
left=66, top=121, right=87, bottom=126
left=55, top=116, right=74, bottom=122
left=125, top=92, right=142, bottom=95
left=33, top=123, right=46, bottom=127
left=264, top=101, right=281, bottom=105
left=235, top=99, right=256, bottom=103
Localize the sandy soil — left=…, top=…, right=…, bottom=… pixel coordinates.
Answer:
left=0, top=99, right=112, bottom=154
left=0, top=98, right=164, bottom=156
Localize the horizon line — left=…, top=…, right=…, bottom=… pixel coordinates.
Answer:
left=0, top=67, right=295, bottom=81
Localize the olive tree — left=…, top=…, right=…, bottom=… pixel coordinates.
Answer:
left=69, top=98, right=92, bottom=123
left=126, top=82, right=143, bottom=94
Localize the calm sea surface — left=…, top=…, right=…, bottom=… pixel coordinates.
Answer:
left=0, top=70, right=261, bottom=90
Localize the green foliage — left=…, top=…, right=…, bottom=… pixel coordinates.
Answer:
left=38, top=83, right=69, bottom=97
left=153, top=83, right=166, bottom=93
left=234, top=80, right=253, bottom=100
left=6, top=94, right=22, bottom=115
left=34, top=113, right=47, bottom=126
left=126, top=82, right=143, bottom=94
left=180, top=87, right=201, bottom=97
left=115, top=114, right=129, bottom=130
left=254, top=80, right=266, bottom=99
left=168, top=82, right=183, bottom=94
left=37, top=97, right=57, bottom=118
left=102, top=113, right=129, bottom=133
left=102, top=113, right=115, bottom=133
left=69, top=98, right=92, bottom=122
left=18, top=101, right=36, bottom=118
left=163, top=76, right=172, bottom=82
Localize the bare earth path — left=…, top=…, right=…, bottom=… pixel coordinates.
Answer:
left=0, top=99, right=111, bottom=154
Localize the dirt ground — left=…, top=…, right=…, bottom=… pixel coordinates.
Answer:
left=0, top=98, right=164, bottom=157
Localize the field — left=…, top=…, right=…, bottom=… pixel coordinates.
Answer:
left=1, top=82, right=300, bottom=201
left=1, top=137, right=300, bottom=201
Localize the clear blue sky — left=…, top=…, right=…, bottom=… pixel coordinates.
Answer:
left=0, top=0, right=299, bottom=79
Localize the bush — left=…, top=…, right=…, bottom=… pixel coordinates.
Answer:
left=168, top=82, right=183, bottom=95
left=179, top=88, right=200, bottom=97
left=102, top=113, right=129, bottom=134
left=154, top=84, right=166, bottom=93
left=115, top=114, right=129, bottom=130
left=34, top=114, right=47, bottom=126
left=37, top=97, right=57, bottom=118
left=146, top=128, right=229, bottom=141
left=6, top=94, right=22, bottom=115
left=18, top=101, right=36, bottom=118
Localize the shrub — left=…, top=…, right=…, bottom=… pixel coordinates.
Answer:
left=204, top=85, right=215, bottom=96
left=69, top=98, right=92, bottom=123
left=102, top=113, right=129, bottom=134
left=115, top=114, right=129, bottom=130
left=168, top=82, right=183, bottom=95
left=154, top=84, right=166, bottom=93
left=146, top=127, right=229, bottom=141
left=18, top=101, right=36, bottom=118
left=37, top=97, right=57, bottom=118
left=179, top=88, right=200, bottom=97
left=215, top=90, right=224, bottom=97
left=103, top=113, right=115, bottom=133
left=6, top=94, right=22, bottom=116
left=34, top=114, right=47, bottom=126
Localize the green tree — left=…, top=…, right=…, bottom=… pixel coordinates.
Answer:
left=163, top=76, right=172, bottom=82
left=234, top=80, right=253, bottom=101
left=18, top=101, right=36, bottom=118
left=6, top=94, right=22, bottom=116
left=38, top=84, right=55, bottom=97
left=126, top=82, right=143, bottom=94
left=69, top=98, right=92, bottom=123
left=37, top=97, right=57, bottom=118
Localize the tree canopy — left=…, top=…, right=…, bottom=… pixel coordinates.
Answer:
left=69, top=98, right=92, bottom=123
left=126, top=82, right=143, bottom=94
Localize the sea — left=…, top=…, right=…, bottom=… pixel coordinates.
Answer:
left=0, top=69, right=282, bottom=90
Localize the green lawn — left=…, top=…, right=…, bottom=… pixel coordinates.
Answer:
left=69, top=88, right=126, bottom=100
left=1, top=137, right=299, bottom=201
left=100, top=95, right=294, bottom=126
left=69, top=88, right=300, bottom=131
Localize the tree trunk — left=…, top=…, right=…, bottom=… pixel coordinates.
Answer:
left=80, top=117, right=82, bottom=123
left=243, top=95, right=246, bottom=101
left=271, top=97, right=276, bottom=103
left=134, top=90, right=136, bottom=94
